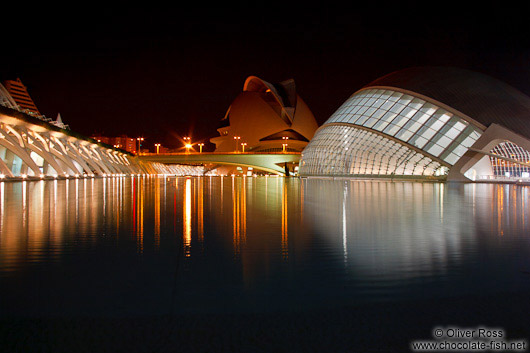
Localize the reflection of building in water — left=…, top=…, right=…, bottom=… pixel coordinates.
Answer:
left=197, top=177, right=204, bottom=243
left=231, top=178, right=310, bottom=285
left=281, top=180, right=288, bottom=260
left=472, top=183, right=530, bottom=238
left=154, top=177, right=160, bottom=248
left=0, top=178, right=128, bottom=273
left=183, top=178, right=192, bottom=257
left=179, top=177, right=207, bottom=257
left=133, top=177, right=144, bottom=253
left=303, top=179, right=481, bottom=279
left=232, top=178, right=247, bottom=254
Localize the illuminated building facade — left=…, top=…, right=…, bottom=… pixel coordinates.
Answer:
left=300, top=67, right=530, bottom=181
left=211, top=76, right=318, bottom=153
left=92, top=135, right=138, bottom=154
left=210, top=76, right=318, bottom=175
left=2, top=78, right=40, bottom=116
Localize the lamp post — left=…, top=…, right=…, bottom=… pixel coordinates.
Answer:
left=136, top=137, right=144, bottom=155
left=155, top=143, right=161, bottom=154
left=282, top=136, right=289, bottom=153
left=233, top=136, right=240, bottom=152
left=183, top=137, right=192, bottom=153
left=198, top=143, right=204, bottom=153
left=241, top=142, right=247, bottom=153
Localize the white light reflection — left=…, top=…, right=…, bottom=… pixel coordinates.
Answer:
left=183, top=178, right=192, bottom=257
left=342, top=182, right=348, bottom=264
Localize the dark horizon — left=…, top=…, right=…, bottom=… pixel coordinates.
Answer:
left=2, top=3, right=529, bottom=151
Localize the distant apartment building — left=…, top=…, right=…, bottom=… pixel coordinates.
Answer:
left=1, top=78, right=69, bottom=129
left=91, top=135, right=138, bottom=154
left=2, top=78, right=41, bottom=116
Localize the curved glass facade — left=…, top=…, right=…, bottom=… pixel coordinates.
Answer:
left=299, top=125, right=446, bottom=176
left=300, top=88, right=483, bottom=177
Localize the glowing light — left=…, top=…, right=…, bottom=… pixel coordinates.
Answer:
left=233, top=136, right=241, bottom=152
left=183, top=178, right=192, bottom=257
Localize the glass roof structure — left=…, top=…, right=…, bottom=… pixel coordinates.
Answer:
left=300, top=88, right=482, bottom=178
left=300, top=67, right=530, bottom=181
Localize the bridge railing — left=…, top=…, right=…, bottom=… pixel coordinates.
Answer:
left=139, top=151, right=301, bottom=156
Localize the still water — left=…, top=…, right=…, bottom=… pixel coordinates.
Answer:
left=1, top=176, right=529, bottom=350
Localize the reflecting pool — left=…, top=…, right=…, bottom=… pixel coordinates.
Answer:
left=1, top=176, right=529, bottom=352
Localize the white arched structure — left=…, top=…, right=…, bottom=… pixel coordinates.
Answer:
left=0, top=105, right=146, bottom=179
left=300, top=67, right=530, bottom=182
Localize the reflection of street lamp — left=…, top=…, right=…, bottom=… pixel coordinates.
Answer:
left=233, top=136, right=240, bottom=152
left=136, top=137, right=144, bottom=155
left=198, top=143, right=204, bottom=153
left=155, top=143, right=161, bottom=154
left=241, top=142, right=247, bottom=153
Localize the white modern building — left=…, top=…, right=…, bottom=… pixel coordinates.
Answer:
left=299, top=66, right=530, bottom=182
left=211, top=76, right=318, bottom=153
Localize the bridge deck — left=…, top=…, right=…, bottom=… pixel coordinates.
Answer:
left=139, top=152, right=301, bottom=175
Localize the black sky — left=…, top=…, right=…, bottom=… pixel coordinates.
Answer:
left=2, top=3, right=529, bottom=151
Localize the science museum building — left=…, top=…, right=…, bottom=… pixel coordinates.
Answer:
left=299, top=66, right=530, bottom=181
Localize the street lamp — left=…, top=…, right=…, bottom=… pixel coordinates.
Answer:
left=241, top=142, right=247, bottom=153
left=233, top=136, right=240, bottom=152
left=136, top=137, right=144, bottom=155
left=182, top=137, right=192, bottom=153
left=155, top=143, right=161, bottom=154
left=282, top=136, right=289, bottom=153
left=198, top=143, right=204, bottom=153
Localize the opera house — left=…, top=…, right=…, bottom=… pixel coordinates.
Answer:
left=211, top=76, right=318, bottom=153
left=299, top=66, right=530, bottom=182
left=210, top=75, right=318, bottom=175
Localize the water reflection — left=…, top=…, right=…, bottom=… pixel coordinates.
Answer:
left=304, top=180, right=474, bottom=280
left=184, top=177, right=192, bottom=256
left=0, top=177, right=529, bottom=316
left=232, top=177, right=246, bottom=255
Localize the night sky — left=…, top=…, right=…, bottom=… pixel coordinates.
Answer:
left=2, top=3, right=529, bottom=151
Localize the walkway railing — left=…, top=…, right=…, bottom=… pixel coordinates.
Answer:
left=139, top=151, right=301, bottom=156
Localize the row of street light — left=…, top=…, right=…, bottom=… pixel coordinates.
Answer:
left=233, top=136, right=289, bottom=152
left=134, top=135, right=289, bottom=155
